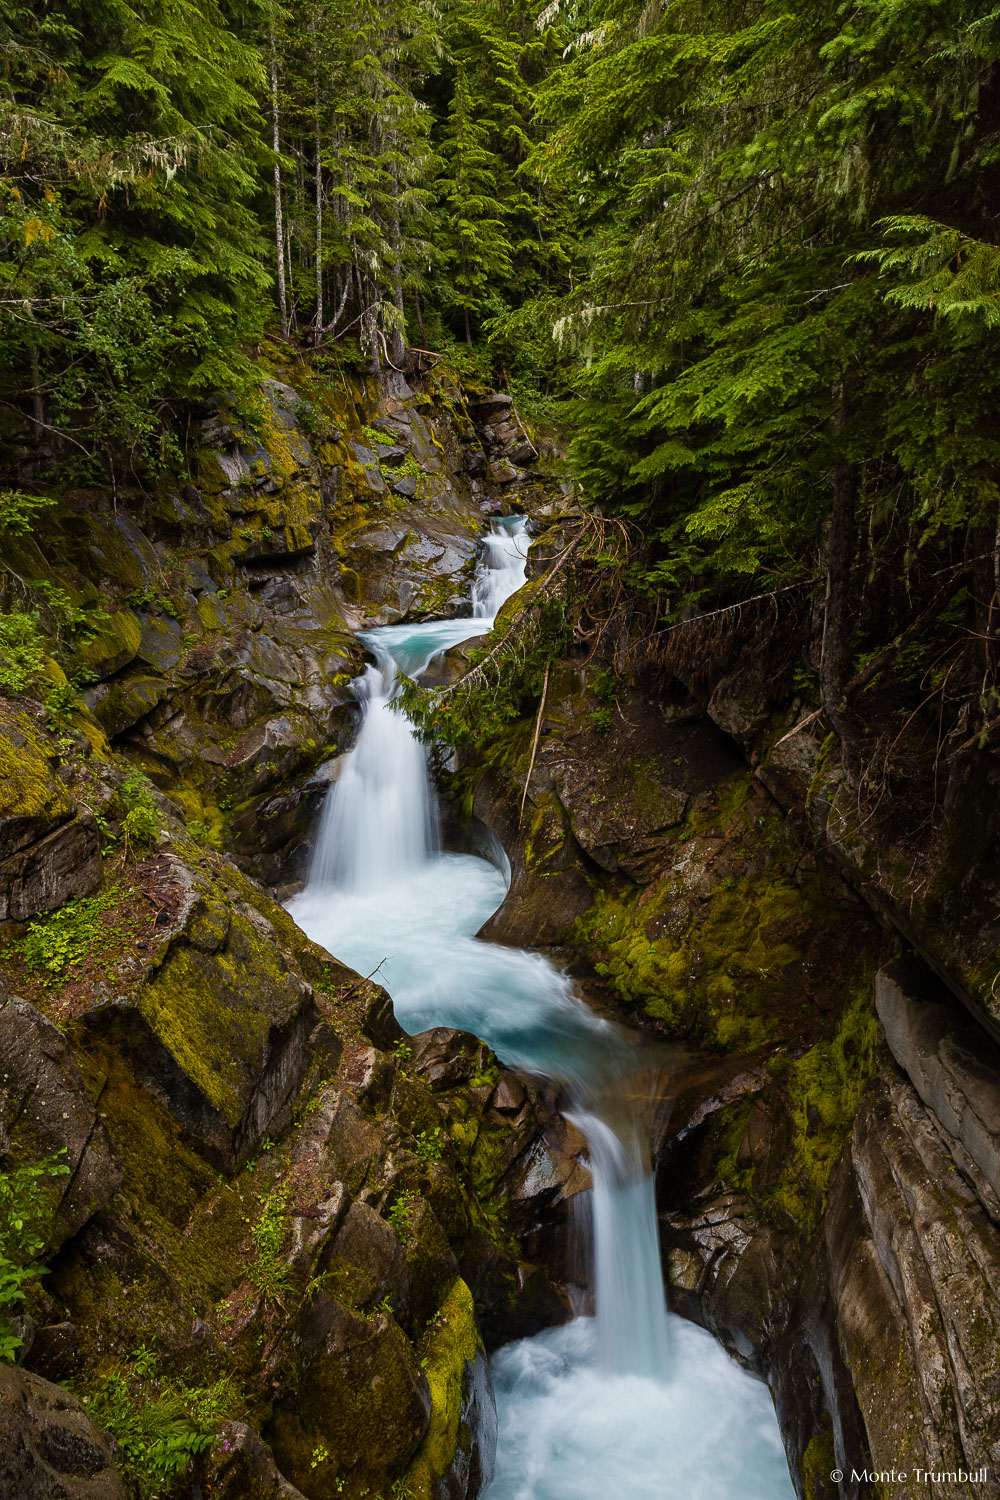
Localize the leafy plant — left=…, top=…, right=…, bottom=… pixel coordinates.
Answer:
left=245, top=1188, right=292, bottom=1306
left=120, top=769, right=162, bottom=855
left=77, top=1347, right=233, bottom=1494
left=0, top=491, right=57, bottom=538
left=386, top=1189, right=421, bottom=1245
left=414, top=1126, right=443, bottom=1165
left=20, top=889, right=119, bottom=982
left=0, top=1152, right=70, bottom=1361
left=0, top=611, right=48, bottom=695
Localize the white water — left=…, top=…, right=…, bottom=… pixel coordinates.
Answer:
left=288, top=515, right=794, bottom=1499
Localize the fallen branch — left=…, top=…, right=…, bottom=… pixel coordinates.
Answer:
left=519, top=662, right=550, bottom=828
left=436, top=522, right=590, bottom=700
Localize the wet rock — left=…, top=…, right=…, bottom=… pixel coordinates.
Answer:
left=0, top=1363, right=127, bottom=1499
left=0, top=809, right=102, bottom=922
left=200, top=1422, right=306, bottom=1500
left=267, top=1303, right=431, bottom=1497
left=81, top=855, right=319, bottom=1172
left=548, top=745, right=688, bottom=881
left=134, top=613, right=184, bottom=674
left=374, top=443, right=407, bottom=467
left=86, top=671, right=172, bottom=737
left=0, top=1000, right=122, bottom=1253
left=393, top=472, right=419, bottom=498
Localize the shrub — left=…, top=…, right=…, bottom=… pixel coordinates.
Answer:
left=0, top=1152, right=70, bottom=1361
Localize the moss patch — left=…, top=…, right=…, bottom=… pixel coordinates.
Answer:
left=400, top=1277, right=482, bottom=1500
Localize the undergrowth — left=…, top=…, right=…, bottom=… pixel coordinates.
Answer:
left=0, top=1151, right=70, bottom=1361
left=76, top=1344, right=236, bottom=1495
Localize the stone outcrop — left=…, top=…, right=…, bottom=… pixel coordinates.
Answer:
left=0, top=999, right=122, bottom=1253
left=0, top=1364, right=127, bottom=1500
left=0, top=706, right=102, bottom=922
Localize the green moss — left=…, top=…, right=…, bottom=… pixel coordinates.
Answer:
left=0, top=707, right=72, bottom=823
left=400, top=1278, right=482, bottom=1500
left=75, top=609, right=142, bottom=676
left=138, top=882, right=292, bottom=1124
left=575, top=774, right=846, bottom=1049
left=766, top=968, right=878, bottom=1229
left=801, top=1424, right=836, bottom=1500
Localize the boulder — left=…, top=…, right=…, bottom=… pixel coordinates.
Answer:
left=0, top=707, right=102, bottom=920
left=0, top=1364, right=127, bottom=1500
left=200, top=1422, right=306, bottom=1500
left=81, top=856, right=319, bottom=1172
left=267, top=1303, right=431, bottom=1498
left=0, top=999, right=122, bottom=1253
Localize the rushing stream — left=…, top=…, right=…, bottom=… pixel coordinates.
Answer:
left=288, top=516, right=795, bottom=1499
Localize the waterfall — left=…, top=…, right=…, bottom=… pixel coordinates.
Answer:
left=472, top=515, right=530, bottom=618
left=288, top=513, right=794, bottom=1500
left=576, top=1108, right=671, bottom=1377
left=309, top=516, right=531, bottom=894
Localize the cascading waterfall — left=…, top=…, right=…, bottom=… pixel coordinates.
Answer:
left=288, top=514, right=794, bottom=1499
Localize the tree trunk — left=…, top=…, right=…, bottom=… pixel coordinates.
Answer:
left=390, top=203, right=406, bottom=368
left=820, top=381, right=858, bottom=780
left=312, top=12, right=323, bottom=346
left=269, top=33, right=288, bottom=339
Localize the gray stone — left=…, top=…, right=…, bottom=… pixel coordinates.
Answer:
left=876, top=959, right=1000, bottom=1208
left=392, top=473, right=419, bottom=498
left=374, top=443, right=407, bottom=467
left=0, top=811, right=102, bottom=922
left=0, top=999, right=123, bottom=1253
left=0, top=1363, right=127, bottom=1499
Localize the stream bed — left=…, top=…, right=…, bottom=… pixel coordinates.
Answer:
left=288, top=518, right=795, bottom=1499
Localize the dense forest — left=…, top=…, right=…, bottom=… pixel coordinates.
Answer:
left=4, top=0, right=1000, bottom=769
left=5, top=5, right=1000, bottom=1499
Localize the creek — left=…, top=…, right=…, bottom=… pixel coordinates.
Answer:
left=288, top=517, right=795, bottom=1500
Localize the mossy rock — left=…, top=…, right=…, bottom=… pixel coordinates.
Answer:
left=74, top=610, right=143, bottom=679
left=0, top=706, right=74, bottom=858
left=400, top=1277, right=495, bottom=1500
left=81, top=854, right=319, bottom=1171
left=267, top=1303, right=430, bottom=1499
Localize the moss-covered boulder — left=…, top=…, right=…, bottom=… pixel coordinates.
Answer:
left=0, top=1364, right=127, bottom=1500
left=80, top=854, right=321, bottom=1172
left=0, top=706, right=101, bottom=921
left=400, top=1277, right=497, bottom=1500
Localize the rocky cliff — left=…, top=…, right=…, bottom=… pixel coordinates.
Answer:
left=0, top=356, right=583, bottom=1500
left=450, top=575, right=1000, bottom=1500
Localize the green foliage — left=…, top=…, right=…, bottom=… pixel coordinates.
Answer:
left=415, top=1126, right=443, bottom=1165
left=120, top=769, right=162, bottom=854
left=77, top=1345, right=234, bottom=1495
left=386, top=1189, right=421, bottom=1244
left=245, top=1187, right=292, bottom=1306
left=0, top=1151, right=70, bottom=1361
left=0, top=612, right=48, bottom=695
left=0, top=491, right=57, bottom=538
left=20, top=890, right=119, bottom=982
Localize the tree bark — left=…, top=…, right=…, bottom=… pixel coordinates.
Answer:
left=269, top=32, right=288, bottom=339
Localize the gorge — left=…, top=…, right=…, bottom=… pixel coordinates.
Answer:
left=4, top=3, right=1000, bottom=1495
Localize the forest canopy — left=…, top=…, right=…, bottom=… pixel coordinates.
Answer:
left=2, top=0, right=1000, bottom=733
